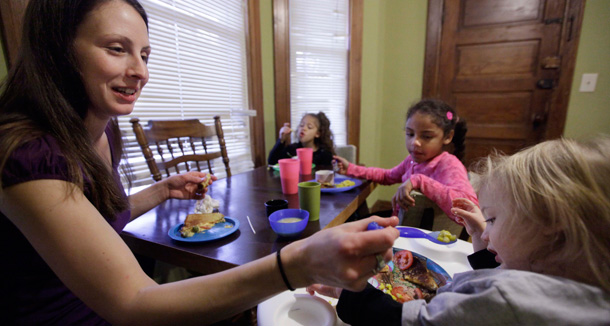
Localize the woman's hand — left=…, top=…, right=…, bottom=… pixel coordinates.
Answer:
left=163, top=171, right=218, bottom=200
left=284, top=216, right=399, bottom=292
left=332, top=155, right=349, bottom=174
left=452, top=198, right=487, bottom=251
left=392, top=180, right=415, bottom=211
left=279, top=122, right=292, bottom=145
left=306, top=284, right=342, bottom=299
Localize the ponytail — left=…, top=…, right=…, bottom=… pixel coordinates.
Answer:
left=310, top=112, right=336, bottom=155
left=452, top=119, right=467, bottom=163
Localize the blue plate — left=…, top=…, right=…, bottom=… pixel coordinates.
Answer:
left=369, top=248, right=452, bottom=292
left=168, top=217, right=240, bottom=242
left=313, top=176, right=362, bottom=193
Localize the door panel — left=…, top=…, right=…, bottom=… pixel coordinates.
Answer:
left=423, top=0, right=584, bottom=168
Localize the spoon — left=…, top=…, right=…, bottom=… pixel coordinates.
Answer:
left=367, top=222, right=457, bottom=245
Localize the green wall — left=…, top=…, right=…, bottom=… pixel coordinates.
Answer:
left=0, top=42, right=7, bottom=78
left=564, top=0, right=610, bottom=138
left=260, top=0, right=276, bottom=156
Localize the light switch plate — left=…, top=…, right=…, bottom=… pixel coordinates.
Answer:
left=579, top=73, right=598, bottom=92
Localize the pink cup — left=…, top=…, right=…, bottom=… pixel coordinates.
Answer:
left=278, top=158, right=300, bottom=194
left=296, top=148, right=313, bottom=175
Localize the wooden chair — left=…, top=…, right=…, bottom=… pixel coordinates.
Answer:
left=130, top=116, right=231, bottom=182
left=398, top=190, right=469, bottom=240
left=335, top=144, right=357, bottom=163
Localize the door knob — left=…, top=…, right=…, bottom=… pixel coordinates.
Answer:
left=536, top=79, right=555, bottom=89
left=532, top=113, right=547, bottom=128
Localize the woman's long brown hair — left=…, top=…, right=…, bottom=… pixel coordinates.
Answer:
left=0, top=0, right=148, bottom=220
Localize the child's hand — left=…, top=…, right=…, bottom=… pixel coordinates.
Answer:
left=279, top=122, right=292, bottom=144
left=306, top=284, right=343, bottom=299
left=332, top=155, right=349, bottom=174
left=451, top=198, right=487, bottom=251
left=392, top=180, right=415, bottom=211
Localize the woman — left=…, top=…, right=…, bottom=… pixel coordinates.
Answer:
left=0, top=1, right=399, bottom=324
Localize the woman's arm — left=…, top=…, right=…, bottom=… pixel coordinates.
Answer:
left=1, top=180, right=399, bottom=325
left=128, top=171, right=215, bottom=220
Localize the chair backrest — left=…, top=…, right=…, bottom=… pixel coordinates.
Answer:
left=398, top=190, right=468, bottom=240
left=130, top=116, right=231, bottom=182
left=335, top=144, right=357, bottom=163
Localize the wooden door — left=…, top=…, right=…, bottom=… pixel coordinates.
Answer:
left=423, top=0, right=585, bottom=167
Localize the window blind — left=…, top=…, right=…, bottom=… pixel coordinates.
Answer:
left=119, top=0, right=255, bottom=192
left=288, top=0, right=349, bottom=146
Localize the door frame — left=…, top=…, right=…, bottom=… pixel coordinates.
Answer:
left=422, top=0, right=586, bottom=139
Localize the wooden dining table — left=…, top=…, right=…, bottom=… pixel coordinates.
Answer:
left=121, top=166, right=377, bottom=275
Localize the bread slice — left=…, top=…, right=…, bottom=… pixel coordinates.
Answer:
left=400, top=255, right=438, bottom=291
left=180, top=212, right=225, bottom=238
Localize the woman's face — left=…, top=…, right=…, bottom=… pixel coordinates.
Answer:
left=405, top=112, right=452, bottom=163
left=73, top=0, right=150, bottom=120
left=298, top=115, right=320, bottom=144
left=479, top=184, right=536, bottom=271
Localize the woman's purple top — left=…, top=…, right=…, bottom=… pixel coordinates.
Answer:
left=0, top=124, right=130, bottom=325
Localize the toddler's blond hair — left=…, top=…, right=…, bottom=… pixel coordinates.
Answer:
left=471, top=135, right=610, bottom=291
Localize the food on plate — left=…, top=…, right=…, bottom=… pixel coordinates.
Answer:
left=400, top=252, right=438, bottom=291
left=197, top=174, right=212, bottom=191
left=335, top=180, right=355, bottom=188
left=179, top=212, right=225, bottom=238
left=315, top=170, right=335, bottom=188
left=436, top=230, right=456, bottom=243
left=373, top=250, right=444, bottom=303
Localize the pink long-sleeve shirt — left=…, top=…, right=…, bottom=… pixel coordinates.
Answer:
left=345, top=151, right=478, bottom=222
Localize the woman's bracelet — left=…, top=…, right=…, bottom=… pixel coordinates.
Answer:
left=276, top=247, right=295, bottom=291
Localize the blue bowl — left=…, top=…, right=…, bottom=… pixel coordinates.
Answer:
left=269, top=209, right=309, bottom=237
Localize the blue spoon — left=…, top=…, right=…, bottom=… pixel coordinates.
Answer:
left=367, top=222, right=457, bottom=245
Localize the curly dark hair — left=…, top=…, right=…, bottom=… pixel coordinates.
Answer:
left=406, top=98, right=468, bottom=162
left=303, top=112, right=336, bottom=155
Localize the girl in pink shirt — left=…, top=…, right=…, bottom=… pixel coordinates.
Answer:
left=335, top=99, right=477, bottom=225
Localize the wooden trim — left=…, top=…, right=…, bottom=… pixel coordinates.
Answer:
left=422, top=0, right=443, bottom=98
left=0, top=0, right=28, bottom=67
left=545, top=0, right=585, bottom=139
left=245, top=0, right=266, bottom=167
left=272, top=0, right=291, bottom=134
left=347, top=0, right=363, bottom=161
left=324, top=181, right=376, bottom=228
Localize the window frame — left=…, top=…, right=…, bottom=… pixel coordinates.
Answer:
left=272, top=0, right=362, bottom=160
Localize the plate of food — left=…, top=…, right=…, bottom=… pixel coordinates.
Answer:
left=168, top=213, right=240, bottom=242
left=271, top=163, right=316, bottom=171
left=312, top=176, right=362, bottom=193
left=369, top=248, right=451, bottom=303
